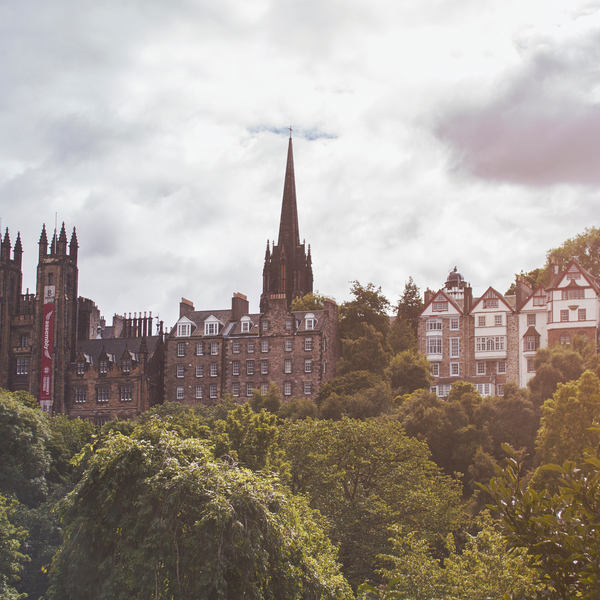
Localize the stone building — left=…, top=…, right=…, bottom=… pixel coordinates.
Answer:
left=165, top=135, right=341, bottom=404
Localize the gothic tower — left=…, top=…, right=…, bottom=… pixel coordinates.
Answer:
left=261, top=134, right=313, bottom=312
left=31, top=223, right=79, bottom=413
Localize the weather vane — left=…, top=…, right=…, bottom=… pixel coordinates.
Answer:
left=289, top=126, right=292, bottom=138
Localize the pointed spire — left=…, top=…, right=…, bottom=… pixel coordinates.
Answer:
left=69, top=227, right=78, bottom=261
left=1, top=228, right=10, bottom=262
left=50, top=229, right=57, bottom=255
left=277, top=135, right=300, bottom=252
left=13, top=232, right=23, bottom=266
left=39, top=224, right=48, bottom=259
left=57, top=222, right=67, bottom=255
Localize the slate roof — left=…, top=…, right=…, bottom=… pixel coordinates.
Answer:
left=76, top=336, right=160, bottom=364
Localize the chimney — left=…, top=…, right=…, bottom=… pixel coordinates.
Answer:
left=232, top=292, right=249, bottom=322
left=515, top=276, right=533, bottom=309
left=463, top=284, right=473, bottom=314
left=180, top=297, right=194, bottom=318
left=424, top=288, right=433, bottom=306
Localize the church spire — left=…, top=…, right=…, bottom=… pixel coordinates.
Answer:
left=277, top=134, right=300, bottom=253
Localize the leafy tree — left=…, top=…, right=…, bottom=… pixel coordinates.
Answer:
left=0, top=494, right=28, bottom=600
left=291, top=290, right=329, bottom=311
left=48, top=428, right=352, bottom=600
left=395, top=276, right=422, bottom=337
left=316, top=370, right=382, bottom=405
left=337, top=323, right=390, bottom=376
left=281, top=417, right=464, bottom=588
left=387, top=315, right=416, bottom=354
left=249, top=382, right=281, bottom=414
left=0, top=390, right=50, bottom=507
left=318, top=383, right=393, bottom=420
left=483, top=441, right=600, bottom=598
left=278, top=397, right=318, bottom=421
left=545, top=226, right=600, bottom=278
left=135, top=402, right=211, bottom=439
left=386, top=349, right=431, bottom=396
left=339, top=281, right=391, bottom=340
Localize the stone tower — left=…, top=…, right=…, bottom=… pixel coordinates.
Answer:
left=261, top=134, right=313, bottom=311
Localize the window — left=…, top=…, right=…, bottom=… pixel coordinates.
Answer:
left=77, top=361, right=85, bottom=375
left=177, top=323, right=191, bottom=337
left=284, top=381, right=292, bottom=396
left=196, top=364, right=204, bottom=377
left=241, top=321, right=250, bottom=333
left=123, top=358, right=131, bottom=373
left=450, top=362, right=460, bottom=376
left=120, top=386, right=132, bottom=402
left=495, top=315, right=503, bottom=326
left=427, top=318, right=442, bottom=331
left=527, top=314, right=536, bottom=326
left=205, top=322, right=218, bottom=335
left=478, top=316, right=486, bottom=327
left=286, top=319, right=292, bottom=330
left=248, top=340, right=255, bottom=353
left=427, top=337, right=442, bottom=355
left=561, top=310, right=569, bottom=322
left=475, top=383, right=492, bottom=396
left=176, top=386, right=184, bottom=400
left=97, top=387, right=109, bottom=403
left=533, top=295, right=546, bottom=306
left=233, top=340, right=240, bottom=354
left=475, top=336, right=506, bottom=352
left=100, top=360, right=108, bottom=374
left=305, top=359, right=312, bottom=373
left=527, top=359, right=535, bottom=373
left=566, top=271, right=581, bottom=280
left=260, top=382, right=268, bottom=395
left=261, top=360, right=268, bottom=375
left=562, top=289, right=585, bottom=300
left=432, top=301, right=448, bottom=311
left=497, top=384, right=504, bottom=396
left=497, top=360, right=506, bottom=374
left=304, top=382, right=312, bottom=395
left=232, top=361, right=240, bottom=376
left=548, top=311, right=553, bottom=324
left=450, top=338, right=459, bottom=358
left=524, top=336, right=540, bottom=352
left=261, top=339, right=269, bottom=353
left=210, top=384, right=218, bottom=399
left=75, top=388, right=86, bottom=403
left=284, top=359, right=292, bottom=374
left=177, top=342, right=185, bottom=357
left=20, top=335, right=28, bottom=348
left=560, top=334, right=571, bottom=345
left=305, top=337, right=312, bottom=351
left=210, top=363, right=218, bottom=377
left=305, top=318, right=315, bottom=330
left=579, top=309, right=587, bottom=321
left=285, top=338, right=293, bottom=352
left=450, top=318, right=459, bottom=330
left=484, top=299, right=498, bottom=309
left=430, top=363, right=439, bottom=377
left=197, top=342, right=204, bottom=356
left=196, top=385, right=203, bottom=399
left=232, top=382, right=240, bottom=397
left=477, top=361, right=486, bottom=375
left=246, top=383, right=253, bottom=397
left=262, top=321, right=269, bottom=332
left=247, top=360, right=254, bottom=375
left=211, top=342, right=218, bottom=355
left=177, top=365, right=184, bottom=378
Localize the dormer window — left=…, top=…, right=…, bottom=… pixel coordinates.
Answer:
left=305, top=313, right=316, bottom=330
left=100, top=360, right=108, bottom=374
left=176, top=317, right=194, bottom=338
left=77, top=361, right=85, bottom=375
left=240, top=316, right=251, bottom=333
left=204, top=315, right=222, bottom=336
left=123, top=358, right=131, bottom=373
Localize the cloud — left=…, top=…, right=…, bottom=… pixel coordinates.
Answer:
left=433, top=23, right=600, bottom=185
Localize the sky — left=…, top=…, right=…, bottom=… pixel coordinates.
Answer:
left=1, top=0, right=600, bottom=330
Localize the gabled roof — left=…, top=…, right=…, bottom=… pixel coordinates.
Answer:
left=518, top=284, right=547, bottom=312
left=469, top=287, right=514, bottom=314
left=419, top=289, right=463, bottom=317
left=548, top=259, right=600, bottom=294
left=77, top=336, right=160, bottom=363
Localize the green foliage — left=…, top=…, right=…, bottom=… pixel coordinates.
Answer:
left=318, top=383, right=393, bottom=420
left=386, top=349, right=431, bottom=396
left=387, top=316, right=416, bottom=354
left=0, top=390, right=50, bottom=507
left=337, top=323, right=390, bottom=376
left=278, top=397, right=318, bottom=421
left=249, top=383, right=281, bottom=414
left=135, top=402, right=211, bottom=439
left=212, top=404, right=285, bottom=473
left=48, top=428, right=352, bottom=600
left=339, top=281, right=391, bottom=341
left=483, top=441, right=600, bottom=598
left=281, top=417, right=464, bottom=588
left=0, top=494, right=28, bottom=600
left=395, top=276, right=423, bottom=338
left=545, top=226, right=600, bottom=278
left=316, top=370, right=382, bottom=404
left=359, top=512, right=540, bottom=600
left=10, top=390, right=40, bottom=411
left=291, top=290, right=329, bottom=311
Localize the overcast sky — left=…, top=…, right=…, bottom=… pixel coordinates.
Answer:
left=1, top=0, right=599, bottom=329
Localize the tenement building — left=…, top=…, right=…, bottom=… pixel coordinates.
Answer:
left=419, top=262, right=600, bottom=397
left=0, top=223, right=164, bottom=422
left=166, top=136, right=341, bottom=404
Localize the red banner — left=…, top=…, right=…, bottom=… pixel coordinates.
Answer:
left=40, top=301, right=54, bottom=406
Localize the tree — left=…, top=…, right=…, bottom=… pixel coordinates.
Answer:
left=135, top=402, right=211, bottom=439
left=318, top=383, right=393, bottom=420
left=316, top=370, right=382, bottom=405
left=0, top=494, right=28, bottom=600
left=386, top=349, right=431, bottom=396
left=483, top=441, right=600, bottom=598
left=337, top=323, right=390, bottom=375
left=0, top=390, right=50, bottom=507
left=249, top=382, right=281, bottom=414
left=545, top=226, right=600, bottom=278
left=291, top=291, right=329, bottom=311
left=48, top=427, right=353, bottom=600
left=388, top=316, right=417, bottom=354
left=339, top=281, right=391, bottom=340
left=395, top=276, right=422, bottom=337
left=280, top=417, right=464, bottom=588
left=278, top=397, right=318, bottom=421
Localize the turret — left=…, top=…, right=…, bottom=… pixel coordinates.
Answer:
left=69, top=227, right=78, bottom=261
left=1, top=229, right=10, bottom=262
left=39, top=224, right=48, bottom=259
left=13, top=232, right=22, bottom=267
left=57, top=222, right=67, bottom=255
